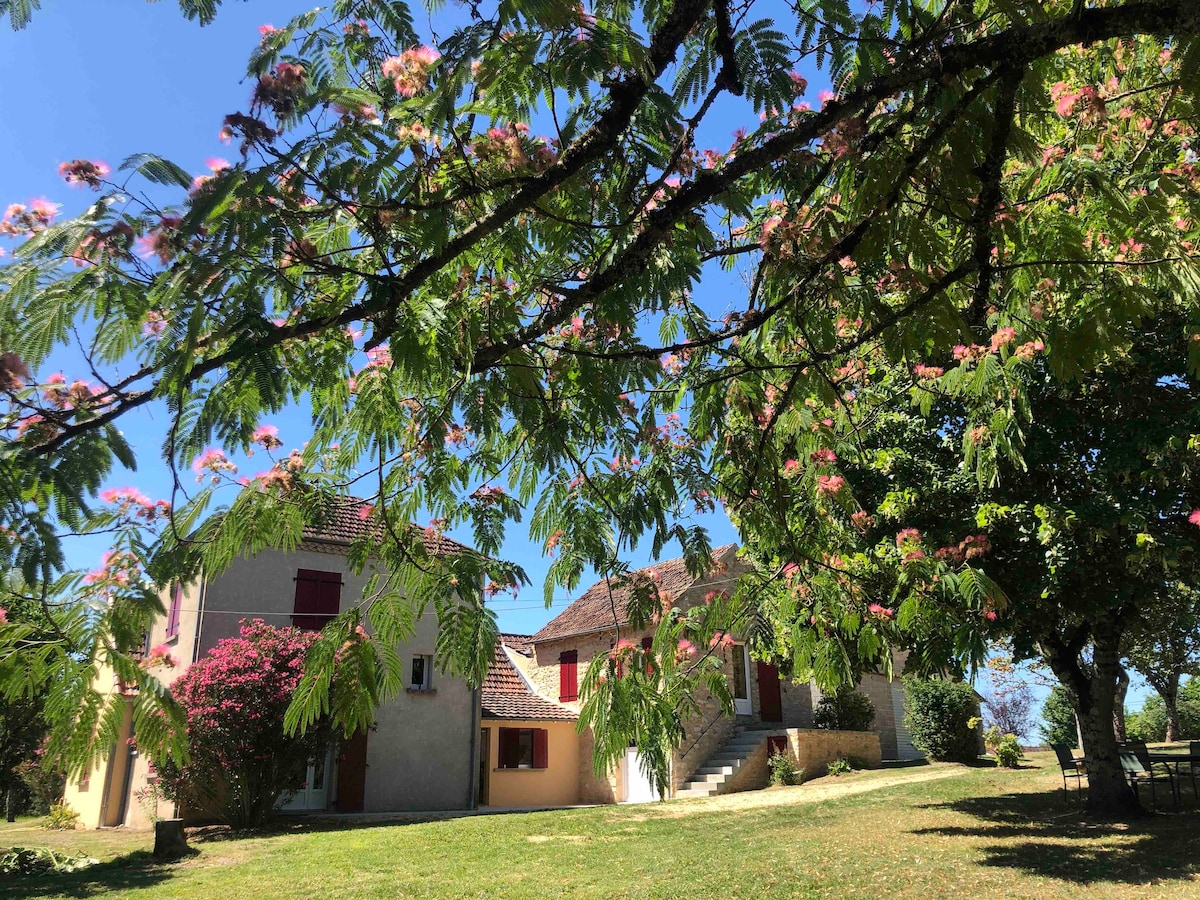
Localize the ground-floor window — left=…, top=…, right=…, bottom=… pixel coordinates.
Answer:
left=497, top=727, right=548, bottom=769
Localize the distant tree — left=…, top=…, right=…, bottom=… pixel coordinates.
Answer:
left=981, top=654, right=1036, bottom=740
left=153, top=620, right=340, bottom=828
left=1124, top=585, right=1200, bottom=742
left=0, top=594, right=54, bottom=822
left=1039, top=685, right=1079, bottom=749
left=1126, top=677, right=1200, bottom=742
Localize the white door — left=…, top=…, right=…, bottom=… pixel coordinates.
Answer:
left=623, top=746, right=657, bottom=803
left=732, top=643, right=752, bottom=716
left=278, top=747, right=332, bottom=811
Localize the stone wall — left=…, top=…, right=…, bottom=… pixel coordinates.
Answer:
left=759, top=728, right=879, bottom=792
left=788, top=728, right=882, bottom=780
left=672, top=698, right=738, bottom=794
left=708, top=727, right=883, bottom=795
left=577, top=726, right=620, bottom=803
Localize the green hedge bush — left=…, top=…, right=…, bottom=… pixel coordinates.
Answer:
left=903, top=677, right=980, bottom=762
left=812, top=689, right=876, bottom=732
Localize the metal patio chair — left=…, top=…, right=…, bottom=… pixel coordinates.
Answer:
left=1051, top=743, right=1086, bottom=801
left=1119, top=747, right=1176, bottom=811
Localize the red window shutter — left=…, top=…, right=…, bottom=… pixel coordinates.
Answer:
left=294, top=569, right=342, bottom=631
left=610, top=643, right=623, bottom=679
left=166, top=584, right=182, bottom=639
left=498, top=727, right=518, bottom=769
left=559, top=650, right=578, bottom=702
left=641, top=636, right=654, bottom=676
left=532, top=729, right=548, bottom=769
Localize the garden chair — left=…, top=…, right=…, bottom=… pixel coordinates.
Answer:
left=1119, top=748, right=1176, bottom=811
left=1051, top=744, right=1086, bottom=800
left=1125, top=740, right=1177, bottom=778
left=1178, top=741, right=1200, bottom=805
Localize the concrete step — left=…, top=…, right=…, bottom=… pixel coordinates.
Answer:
left=706, top=755, right=746, bottom=767
left=723, top=739, right=765, bottom=752
left=691, top=768, right=734, bottom=782
left=676, top=784, right=719, bottom=798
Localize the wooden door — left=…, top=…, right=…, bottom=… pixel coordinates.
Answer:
left=757, top=661, right=783, bottom=722
left=477, top=728, right=490, bottom=807
left=336, top=730, right=368, bottom=812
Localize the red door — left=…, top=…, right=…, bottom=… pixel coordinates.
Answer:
left=757, top=661, right=783, bottom=722
left=336, top=730, right=368, bottom=812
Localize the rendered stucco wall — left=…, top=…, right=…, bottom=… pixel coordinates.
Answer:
left=482, top=720, right=580, bottom=807
left=71, top=545, right=477, bottom=825
left=63, top=579, right=204, bottom=830
left=198, top=546, right=477, bottom=812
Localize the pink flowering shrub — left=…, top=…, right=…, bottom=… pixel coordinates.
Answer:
left=152, top=619, right=337, bottom=828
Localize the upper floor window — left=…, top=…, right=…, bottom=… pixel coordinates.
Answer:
left=558, top=649, right=578, bottom=702
left=165, top=583, right=183, bottom=640
left=293, top=569, right=342, bottom=631
left=411, top=654, right=433, bottom=690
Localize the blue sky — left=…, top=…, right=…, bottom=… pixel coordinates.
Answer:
left=0, top=2, right=1153, bottom=715
left=0, top=0, right=748, bottom=637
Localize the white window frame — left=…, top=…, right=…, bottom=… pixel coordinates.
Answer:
left=410, top=653, right=433, bottom=690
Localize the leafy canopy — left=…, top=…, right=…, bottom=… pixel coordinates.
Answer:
left=0, top=1, right=1199, bottom=786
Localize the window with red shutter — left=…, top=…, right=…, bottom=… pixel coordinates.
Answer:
left=293, top=569, right=342, bottom=630
left=641, top=636, right=655, bottom=675
left=165, top=583, right=182, bottom=639
left=559, top=649, right=578, bottom=701
left=532, top=724, right=549, bottom=768
left=497, top=728, right=548, bottom=769
left=532, top=729, right=548, bottom=769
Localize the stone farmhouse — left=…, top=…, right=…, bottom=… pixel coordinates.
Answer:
left=64, top=520, right=919, bottom=827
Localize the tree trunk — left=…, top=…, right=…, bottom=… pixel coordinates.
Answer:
left=1043, top=627, right=1142, bottom=818
left=5, top=787, right=14, bottom=823
left=1112, top=664, right=1129, bottom=743
left=1162, top=673, right=1181, bottom=743
left=153, top=819, right=190, bottom=858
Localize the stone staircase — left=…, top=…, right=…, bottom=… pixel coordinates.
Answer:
left=675, top=725, right=778, bottom=799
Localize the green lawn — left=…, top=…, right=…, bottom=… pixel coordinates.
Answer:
left=3, top=752, right=1198, bottom=899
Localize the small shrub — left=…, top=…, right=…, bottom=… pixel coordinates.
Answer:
left=41, top=803, right=79, bottom=831
left=134, top=781, right=164, bottom=824
left=993, top=733, right=1023, bottom=768
left=768, top=753, right=801, bottom=786
left=826, top=757, right=852, bottom=777
left=903, top=677, right=980, bottom=763
left=812, top=689, right=876, bottom=732
left=981, top=724, right=1003, bottom=754
left=844, top=754, right=870, bottom=770
left=14, top=751, right=65, bottom=816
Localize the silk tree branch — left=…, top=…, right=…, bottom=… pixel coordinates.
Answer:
left=968, top=66, right=1023, bottom=321
left=468, top=0, right=1200, bottom=370
left=20, top=0, right=1200, bottom=460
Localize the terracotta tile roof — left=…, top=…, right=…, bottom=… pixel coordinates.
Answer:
left=530, top=544, right=741, bottom=644
left=482, top=635, right=576, bottom=721
left=498, top=633, right=532, bottom=656
left=301, top=497, right=472, bottom=557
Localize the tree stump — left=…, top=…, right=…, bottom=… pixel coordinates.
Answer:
left=153, top=819, right=189, bottom=858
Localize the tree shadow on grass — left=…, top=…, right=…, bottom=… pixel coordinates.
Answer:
left=911, top=789, right=1200, bottom=886
left=0, top=851, right=178, bottom=900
